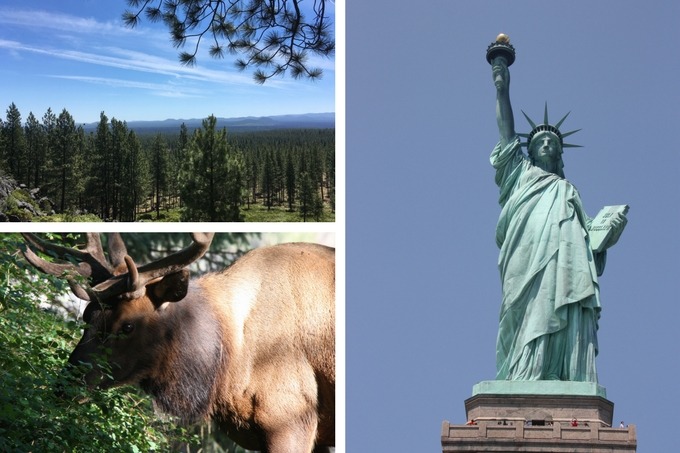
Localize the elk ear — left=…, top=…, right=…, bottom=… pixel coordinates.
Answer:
left=148, top=269, right=190, bottom=307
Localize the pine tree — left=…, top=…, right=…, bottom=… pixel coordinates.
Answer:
left=51, top=109, right=78, bottom=212
left=88, top=112, right=111, bottom=218
left=150, top=134, right=169, bottom=219
left=180, top=115, right=244, bottom=221
left=261, top=150, right=275, bottom=210
left=40, top=109, right=57, bottom=207
left=224, top=150, right=245, bottom=221
left=298, top=170, right=316, bottom=222
left=285, top=151, right=296, bottom=211
left=243, top=151, right=258, bottom=209
left=3, top=103, right=26, bottom=182
left=168, top=123, right=189, bottom=208
left=24, top=112, right=45, bottom=189
left=325, top=143, right=335, bottom=213
left=119, top=130, right=146, bottom=221
left=109, top=119, right=129, bottom=220
left=123, top=0, right=334, bottom=83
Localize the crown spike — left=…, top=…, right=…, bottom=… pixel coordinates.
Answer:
left=523, top=104, right=583, bottom=151
left=521, top=110, right=537, bottom=130
left=555, top=111, right=571, bottom=129
left=561, top=129, right=581, bottom=138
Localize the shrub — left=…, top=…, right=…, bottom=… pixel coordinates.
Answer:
left=0, top=234, right=198, bottom=452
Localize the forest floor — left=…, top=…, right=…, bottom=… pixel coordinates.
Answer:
left=133, top=203, right=335, bottom=223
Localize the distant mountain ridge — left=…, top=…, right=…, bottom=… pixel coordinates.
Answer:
left=82, top=112, right=334, bottom=133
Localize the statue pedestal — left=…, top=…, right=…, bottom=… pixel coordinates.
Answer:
left=441, top=381, right=637, bottom=452
left=468, top=380, right=611, bottom=425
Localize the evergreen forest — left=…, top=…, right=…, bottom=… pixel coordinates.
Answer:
left=0, top=103, right=335, bottom=222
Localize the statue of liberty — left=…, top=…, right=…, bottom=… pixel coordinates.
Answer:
left=487, top=35, right=627, bottom=382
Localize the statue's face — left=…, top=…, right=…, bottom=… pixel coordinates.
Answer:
left=529, top=131, right=562, bottom=164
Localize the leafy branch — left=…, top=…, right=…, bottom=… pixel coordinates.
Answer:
left=123, top=0, right=335, bottom=84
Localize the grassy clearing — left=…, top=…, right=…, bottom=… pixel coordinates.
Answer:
left=242, top=204, right=334, bottom=222
left=133, top=203, right=334, bottom=222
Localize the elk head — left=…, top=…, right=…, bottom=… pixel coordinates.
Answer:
left=22, top=233, right=214, bottom=388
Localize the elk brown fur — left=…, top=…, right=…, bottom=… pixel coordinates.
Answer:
left=22, top=234, right=335, bottom=453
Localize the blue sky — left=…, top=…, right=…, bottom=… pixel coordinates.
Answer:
left=347, top=1, right=679, bottom=451
left=0, top=1, right=335, bottom=123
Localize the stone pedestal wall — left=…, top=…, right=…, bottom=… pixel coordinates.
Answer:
left=441, top=386, right=637, bottom=452
left=442, top=420, right=637, bottom=452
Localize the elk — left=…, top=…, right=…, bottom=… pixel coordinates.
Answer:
left=22, top=233, right=335, bottom=453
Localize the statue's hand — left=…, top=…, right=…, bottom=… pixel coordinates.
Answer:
left=604, top=212, right=628, bottom=249
left=492, top=56, right=510, bottom=93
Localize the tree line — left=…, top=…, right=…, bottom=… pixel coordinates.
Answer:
left=0, top=102, right=334, bottom=221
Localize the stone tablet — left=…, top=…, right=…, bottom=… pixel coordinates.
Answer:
left=589, top=205, right=629, bottom=253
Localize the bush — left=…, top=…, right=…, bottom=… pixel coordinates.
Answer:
left=34, top=213, right=103, bottom=222
left=0, top=234, right=198, bottom=452
left=2, top=189, right=36, bottom=221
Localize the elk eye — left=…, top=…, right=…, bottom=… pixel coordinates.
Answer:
left=120, top=323, right=134, bottom=334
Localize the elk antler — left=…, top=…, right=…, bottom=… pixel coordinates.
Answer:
left=22, top=232, right=124, bottom=302
left=90, top=233, right=215, bottom=301
left=22, top=233, right=116, bottom=284
left=22, top=233, right=215, bottom=303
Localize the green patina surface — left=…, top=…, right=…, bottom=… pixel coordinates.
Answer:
left=472, top=380, right=607, bottom=398
left=486, top=35, right=628, bottom=388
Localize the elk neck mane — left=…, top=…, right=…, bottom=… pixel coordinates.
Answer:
left=139, top=282, right=227, bottom=422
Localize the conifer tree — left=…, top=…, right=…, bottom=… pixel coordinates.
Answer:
left=3, top=103, right=26, bottom=181
left=285, top=151, right=296, bottom=211
left=150, top=134, right=169, bottom=218
left=261, top=150, right=275, bottom=210
left=122, top=0, right=334, bottom=83
left=24, top=112, right=45, bottom=189
left=180, top=115, right=244, bottom=221
left=110, top=119, right=129, bottom=220
left=51, top=109, right=78, bottom=212
left=88, top=112, right=112, bottom=218
left=168, top=123, right=189, bottom=208
left=119, top=130, right=146, bottom=221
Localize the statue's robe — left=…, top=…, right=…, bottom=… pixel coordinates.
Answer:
left=491, top=136, right=605, bottom=382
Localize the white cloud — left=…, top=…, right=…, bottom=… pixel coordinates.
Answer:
left=49, top=75, right=205, bottom=98
left=0, top=39, right=278, bottom=88
left=0, top=7, right=134, bottom=36
left=0, top=6, right=334, bottom=87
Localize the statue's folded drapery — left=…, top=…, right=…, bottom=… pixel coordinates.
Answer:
left=491, top=136, right=605, bottom=382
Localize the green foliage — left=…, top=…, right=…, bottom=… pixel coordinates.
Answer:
left=137, top=207, right=183, bottom=222
left=2, top=188, right=37, bottom=221
left=2, top=103, right=27, bottom=180
left=150, top=134, right=169, bottom=219
left=49, top=109, right=80, bottom=212
left=243, top=202, right=334, bottom=222
left=34, top=213, right=103, bottom=222
left=0, top=234, right=199, bottom=452
left=122, top=0, right=334, bottom=84
left=0, top=103, right=334, bottom=222
left=180, top=116, right=245, bottom=222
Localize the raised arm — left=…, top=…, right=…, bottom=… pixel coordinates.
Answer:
left=492, top=56, right=515, bottom=149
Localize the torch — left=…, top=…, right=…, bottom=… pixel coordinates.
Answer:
left=487, top=34, right=516, bottom=89
left=486, top=33, right=516, bottom=66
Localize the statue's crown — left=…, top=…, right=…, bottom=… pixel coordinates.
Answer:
left=518, top=103, right=582, bottom=150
